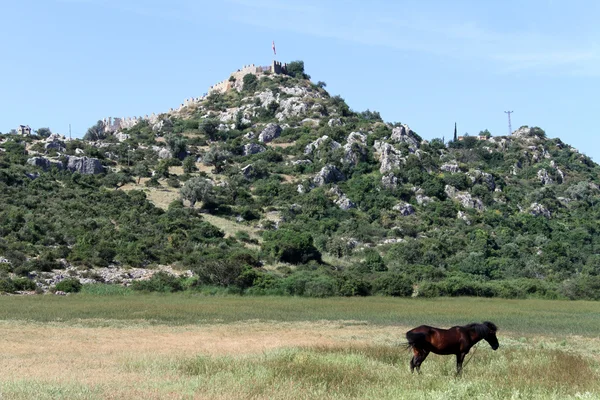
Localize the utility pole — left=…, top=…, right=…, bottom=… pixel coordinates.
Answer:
left=504, top=111, right=513, bottom=135
left=69, top=124, right=72, bottom=140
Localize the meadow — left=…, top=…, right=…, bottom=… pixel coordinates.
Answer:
left=0, top=294, right=599, bottom=399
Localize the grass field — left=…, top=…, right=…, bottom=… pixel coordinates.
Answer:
left=0, top=295, right=599, bottom=399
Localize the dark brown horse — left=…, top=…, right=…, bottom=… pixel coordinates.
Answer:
left=406, top=321, right=499, bottom=374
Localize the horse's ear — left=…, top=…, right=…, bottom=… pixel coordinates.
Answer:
left=484, top=321, right=497, bottom=332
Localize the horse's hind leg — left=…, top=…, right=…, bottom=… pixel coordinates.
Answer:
left=412, top=349, right=429, bottom=374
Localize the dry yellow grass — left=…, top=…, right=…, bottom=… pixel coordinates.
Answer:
left=0, top=321, right=399, bottom=398
left=2, top=319, right=599, bottom=400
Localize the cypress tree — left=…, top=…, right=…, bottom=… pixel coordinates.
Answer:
left=453, top=122, right=457, bottom=142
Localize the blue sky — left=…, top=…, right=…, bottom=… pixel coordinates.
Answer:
left=2, top=0, right=599, bottom=160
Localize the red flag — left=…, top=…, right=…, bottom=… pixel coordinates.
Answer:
left=272, top=41, right=276, bottom=55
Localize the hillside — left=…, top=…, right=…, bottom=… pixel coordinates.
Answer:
left=1, top=60, right=600, bottom=299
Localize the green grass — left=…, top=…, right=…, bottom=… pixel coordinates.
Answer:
left=1, top=294, right=600, bottom=336
left=173, top=346, right=600, bottom=400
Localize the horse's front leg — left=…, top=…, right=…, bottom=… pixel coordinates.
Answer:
left=456, top=352, right=466, bottom=375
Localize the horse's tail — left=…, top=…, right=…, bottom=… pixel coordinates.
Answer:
left=405, top=331, right=428, bottom=350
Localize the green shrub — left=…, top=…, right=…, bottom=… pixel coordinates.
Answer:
left=373, top=273, right=413, bottom=297
left=0, top=278, right=15, bottom=293
left=131, top=272, right=184, bottom=293
left=55, top=278, right=82, bottom=293
left=262, top=229, right=322, bottom=264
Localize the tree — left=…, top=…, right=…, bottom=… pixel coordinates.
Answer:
left=262, top=229, right=322, bottom=264
left=36, top=127, right=52, bottom=138
left=202, top=146, right=231, bottom=173
left=182, top=156, right=197, bottom=174
left=316, top=81, right=327, bottom=89
left=286, top=60, right=310, bottom=79
left=453, top=123, right=457, bottom=142
left=132, top=162, right=151, bottom=184
left=102, top=172, right=132, bottom=189
left=155, top=160, right=170, bottom=179
left=83, top=120, right=106, bottom=141
left=166, top=134, right=187, bottom=159
left=199, top=119, right=219, bottom=141
left=243, top=73, right=258, bottom=92
left=180, top=177, right=214, bottom=207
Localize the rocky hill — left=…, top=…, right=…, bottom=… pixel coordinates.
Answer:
left=1, top=60, right=600, bottom=299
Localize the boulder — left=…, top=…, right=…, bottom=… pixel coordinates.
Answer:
left=275, top=98, right=308, bottom=121
left=157, top=148, right=172, bottom=159
left=152, top=118, right=173, bottom=132
left=393, top=202, right=415, bottom=216
left=304, top=135, right=341, bottom=155
left=44, top=140, right=65, bottom=152
left=292, top=159, right=312, bottom=166
left=457, top=211, right=471, bottom=225
left=313, top=165, right=345, bottom=186
left=537, top=169, right=553, bottom=185
left=416, top=194, right=433, bottom=206
left=468, top=170, right=496, bottom=190
left=241, top=164, right=255, bottom=179
left=390, top=124, right=420, bottom=149
left=114, top=132, right=130, bottom=142
left=66, top=156, right=104, bottom=174
left=529, top=202, right=551, bottom=218
left=374, top=142, right=404, bottom=173
left=328, top=118, right=343, bottom=127
left=445, top=185, right=485, bottom=211
left=329, top=186, right=356, bottom=210
left=258, top=123, right=282, bottom=143
left=381, top=173, right=398, bottom=190
left=440, top=163, right=460, bottom=173
left=342, top=132, right=368, bottom=165
left=27, top=157, right=64, bottom=171
left=244, top=143, right=266, bottom=156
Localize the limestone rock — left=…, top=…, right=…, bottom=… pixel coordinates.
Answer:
left=537, top=169, right=553, bottom=185
left=244, top=143, right=266, bottom=156
left=330, top=186, right=356, bottom=210
left=241, top=164, right=255, bottom=179
left=393, top=202, right=415, bottom=216
left=390, top=124, right=420, bottom=149
left=114, top=132, right=130, bottom=142
left=381, top=173, right=398, bottom=190
left=328, top=118, right=343, bottom=127
left=416, top=194, right=433, bottom=205
left=445, top=185, right=485, bottom=210
left=152, top=118, right=173, bottom=132
left=258, top=123, right=282, bottom=143
left=304, top=135, right=341, bottom=155
left=275, top=98, right=308, bottom=121
left=157, top=148, right=172, bottom=159
left=342, top=132, right=368, bottom=165
left=292, top=159, right=312, bottom=166
left=374, top=142, right=404, bottom=173
left=66, top=156, right=105, bottom=175
left=44, top=140, right=65, bottom=152
left=468, top=170, right=496, bottom=190
left=27, top=157, right=64, bottom=171
left=529, top=202, right=551, bottom=218
left=457, top=211, right=471, bottom=225
left=440, top=163, right=460, bottom=173
left=313, top=165, right=345, bottom=187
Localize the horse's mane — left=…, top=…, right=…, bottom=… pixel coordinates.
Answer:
left=464, top=321, right=497, bottom=337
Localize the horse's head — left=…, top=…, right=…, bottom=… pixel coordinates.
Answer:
left=483, top=321, right=499, bottom=350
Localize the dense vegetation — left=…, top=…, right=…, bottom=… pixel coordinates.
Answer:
left=1, top=61, right=600, bottom=299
